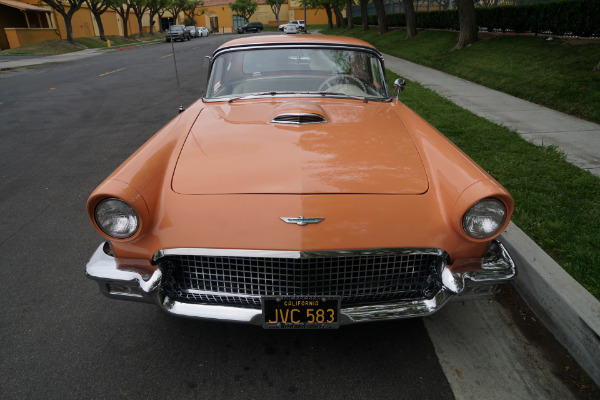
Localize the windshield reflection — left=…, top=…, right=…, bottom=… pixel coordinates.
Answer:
left=206, top=47, right=389, bottom=100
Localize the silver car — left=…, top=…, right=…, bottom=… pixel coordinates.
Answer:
left=186, top=26, right=198, bottom=38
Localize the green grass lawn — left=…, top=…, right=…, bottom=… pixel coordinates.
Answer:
left=322, top=27, right=600, bottom=124
left=384, top=71, right=600, bottom=300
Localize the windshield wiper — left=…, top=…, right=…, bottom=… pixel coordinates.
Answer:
left=227, top=91, right=299, bottom=103
left=303, top=91, right=368, bottom=103
left=227, top=91, right=369, bottom=103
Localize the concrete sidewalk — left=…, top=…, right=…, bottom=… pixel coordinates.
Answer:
left=383, top=54, right=600, bottom=177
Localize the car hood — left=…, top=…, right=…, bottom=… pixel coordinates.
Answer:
left=172, top=99, right=429, bottom=195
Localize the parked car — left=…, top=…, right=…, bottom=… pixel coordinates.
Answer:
left=86, top=35, right=516, bottom=329
left=283, top=24, right=299, bottom=34
left=185, top=26, right=198, bottom=38
left=165, top=25, right=190, bottom=42
left=237, top=22, right=263, bottom=34
left=196, top=26, right=209, bottom=37
left=279, top=20, right=305, bottom=31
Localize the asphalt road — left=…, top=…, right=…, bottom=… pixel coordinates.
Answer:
left=0, top=35, right=454, bottom=399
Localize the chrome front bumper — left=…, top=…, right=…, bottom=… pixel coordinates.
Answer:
left=85, top=240, right=516, bottom=325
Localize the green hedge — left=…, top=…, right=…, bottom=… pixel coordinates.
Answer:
left=352, top=0, right=600, bottom=36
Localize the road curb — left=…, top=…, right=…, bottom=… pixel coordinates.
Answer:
left=499, top=222, right=600, bottom=386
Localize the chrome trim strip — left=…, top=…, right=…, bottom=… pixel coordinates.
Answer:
left=152, top=247, right=445, bottom=263
left=180, top=288, right=259, bottom=299
left=203, top=93, right=393, bottom=104
left=212, top=43, right=384, bottom=61
left=86, top=240, right=516, bottom=325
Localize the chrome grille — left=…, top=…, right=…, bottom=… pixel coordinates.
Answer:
left=157, top=249, right=444, bottom=308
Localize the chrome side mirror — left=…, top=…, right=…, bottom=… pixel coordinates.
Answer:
left=393, top=78, right=406, bottom=99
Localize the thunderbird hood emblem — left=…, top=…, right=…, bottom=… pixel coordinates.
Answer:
left=280, top=216, right=324, bottom=226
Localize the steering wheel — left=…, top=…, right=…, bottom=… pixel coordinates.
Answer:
left=318, top=74, right=367, bottom=93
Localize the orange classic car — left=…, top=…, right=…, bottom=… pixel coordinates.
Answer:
left=86, top=35, right=516, bottom=328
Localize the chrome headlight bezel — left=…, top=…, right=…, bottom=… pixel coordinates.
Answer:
left=94, top=198, right=140, bottom=239
left=462, top=198, right=508, bottom=240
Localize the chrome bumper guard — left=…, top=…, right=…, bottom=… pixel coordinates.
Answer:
left=85, top=240, right=516, bottom=325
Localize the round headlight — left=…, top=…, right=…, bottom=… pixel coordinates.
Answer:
left=94, top=198, right=139, bottom=239
left=462, top=198, right=507, bottom=239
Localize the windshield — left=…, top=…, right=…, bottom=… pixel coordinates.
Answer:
left=205, top=47, right=389, bottom=100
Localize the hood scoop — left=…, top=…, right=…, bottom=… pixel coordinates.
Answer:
left=270, top=100, right=329, bottom=125
left=271, top=113, right=327, bottom=125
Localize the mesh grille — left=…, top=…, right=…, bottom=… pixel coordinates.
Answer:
left=158, top=250, right=443, bottom=308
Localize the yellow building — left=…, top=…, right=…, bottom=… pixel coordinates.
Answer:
left=1, top=0, right=162, bottom=50
left=201, top=0, right=329, bottom=33
left=0, top=0, right=331, bottom=50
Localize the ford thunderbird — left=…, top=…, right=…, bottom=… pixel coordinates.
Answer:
left=86, top=35, right=516, bottom=328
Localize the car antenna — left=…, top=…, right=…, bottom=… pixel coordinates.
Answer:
left=168, top=24, right=184, bottom=114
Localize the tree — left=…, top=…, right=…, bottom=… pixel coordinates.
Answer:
left=265, top=0, right=283, bottom=27
left=131, top=0, right=150, bottom=36
left=147, top=0, right=168, bottom=33
left=454, top=0, right=478, bottom=49
left=303, top=0, right=343, bottom=30
left=40, top=0, right=86, bottom=43
left=345, top=0, right=353, bottom=29
left=229, top=0, right=258, bottom=23
left=165, top=0, right=187, bottom=25
left=108, top=0, right=133, bottom=38
left=360, top=0, right=368, bottom=31
left=405, top=0, right=416, bottom=38
left=332, top=2, right=344, bottom=28
left=86, top=0, right=111, bottom=41
left=184, top=0, right=204, bottom=25
left=372, top=0, right=387, bottom=34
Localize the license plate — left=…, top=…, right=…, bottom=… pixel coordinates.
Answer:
left=262, top=296, right=340, bottom=329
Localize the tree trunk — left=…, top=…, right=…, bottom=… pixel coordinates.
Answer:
left=332, top=4, right=344, bottom=28
left=360, top=0, right=368, bottom=32
left=373, top=0, right=387, bottom=34
left=324, top=6, right=333, bottom=29
left=405, top=0, right=416, bottom=38
left=454, top=0, right=478, bottom=50
left=96, top=14, right=106, bottom=41
left=149, top=13, right=156, bottom=34
left=64, top=13, right=74, bottom=42
left=121, top=14, right=129, bottom=38
left=346, top=0, right=353, bottom=29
